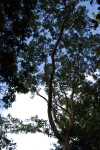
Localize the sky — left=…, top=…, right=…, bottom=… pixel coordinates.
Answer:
left=2, top=88, right=57, bottom=150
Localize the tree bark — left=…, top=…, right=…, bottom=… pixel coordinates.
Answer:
left=62, top=140, right=70, bottom=150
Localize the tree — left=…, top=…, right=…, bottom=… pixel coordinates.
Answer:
left=0, top=0, right=37, bottom=149
left=20, top=1, right=99, bottom=149
left=0, top=0, right=37, bottom=107
left=0, top=0, right=100, bottom=150
left=51, top=78, right=100, bottom=150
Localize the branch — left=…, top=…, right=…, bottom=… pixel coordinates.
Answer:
left=67, top=71, right=76, bottom=136
left=59, top=84, right=71, bottom=120
left=36, top=91, right=48, bottom=103
left=52, top=108, right=65, bottom=131
left=53, top=97, right=71, bottom=121
left=63, top=0, right=68, bottom=11
left=44, top=55, right=49, bottom=87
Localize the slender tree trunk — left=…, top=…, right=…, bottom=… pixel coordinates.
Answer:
left=63, top=144, right=70, bottom=150
left=62, top=140, right=70, bottom=150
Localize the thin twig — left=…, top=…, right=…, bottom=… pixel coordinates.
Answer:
left=36, top=91, right=48, bottom=103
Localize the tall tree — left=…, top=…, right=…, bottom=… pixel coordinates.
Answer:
left=21, top=1, right=100, bottom=150
left=0, top=0, right=100, bottom=150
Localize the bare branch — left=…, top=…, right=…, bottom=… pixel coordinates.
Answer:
left=36, top=91, right=48, bottom=103
left=52, top=108, right=65, bottom=131
left=44, top=55, right=49, bottom=87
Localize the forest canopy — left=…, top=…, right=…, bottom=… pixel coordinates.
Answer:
left=0, top=0, right=100, bottom=150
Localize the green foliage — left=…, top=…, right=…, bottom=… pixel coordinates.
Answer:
left=52, top=77, right=100, bottom=149
left=71, top=80, right=100, bottom=149
left=2, top=114, right=52, bottom=137
left=0, top=0, right=37, bottom=106
left=0, top=115, right=16, bottom=149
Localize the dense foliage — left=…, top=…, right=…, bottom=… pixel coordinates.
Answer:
left=0, top=0, right=37, bottom=107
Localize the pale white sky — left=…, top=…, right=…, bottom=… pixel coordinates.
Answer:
left=3, top=88, right=57, bottom=150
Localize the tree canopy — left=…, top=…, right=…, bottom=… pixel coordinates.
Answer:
left=0, top=0, right=100, bottom=150
left=0, top=0, right=37, bottom=107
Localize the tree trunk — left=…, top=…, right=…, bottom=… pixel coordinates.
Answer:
left=62, top=140, right=70, bottom=150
